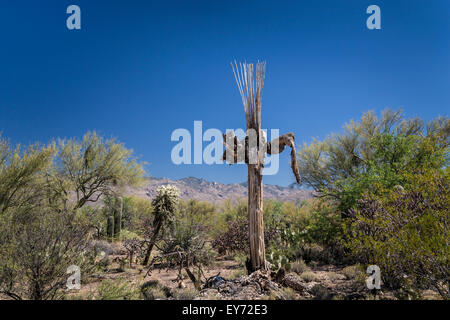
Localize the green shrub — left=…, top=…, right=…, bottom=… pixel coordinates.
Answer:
left=310, top=284, right=333, bottom=300
left=291, top=260, right=309, bottom=275
left=229, top=268, right=246, bottom=280
left=346, top=168, right=449, bottom=298
left=300, top=271, right=319, bottom=282
left=140, top=280, right=170, bottom=300
left=173, top=288, right=198, bottom=300
left=96, top=278, right=140, bottom=300
left=342, top=265, right=363, bottom=280
left=276, top=287, right=297, bottom=300
left=327, top=272, right=342, bottom=281
left=233, top=253, right=248, bottom=267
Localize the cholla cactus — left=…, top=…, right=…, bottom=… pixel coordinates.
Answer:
left=152, top=185, right=180, bottom=221
left=142, top=185, right=180, bottom=265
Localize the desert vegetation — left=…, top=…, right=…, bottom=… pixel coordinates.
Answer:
left=0, top=110, right=448, bottom=300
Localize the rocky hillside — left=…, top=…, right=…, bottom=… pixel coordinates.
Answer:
left=125, top=177, right=313, bottom=204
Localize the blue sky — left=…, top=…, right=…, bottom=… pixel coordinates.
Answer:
left=0, top=0, right=448, bottom=186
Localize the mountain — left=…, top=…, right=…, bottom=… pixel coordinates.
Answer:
left=124, top=177, right=313, bottom=204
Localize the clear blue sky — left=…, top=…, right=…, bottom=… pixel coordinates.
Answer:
left=0, top=0, right=448, bottom=186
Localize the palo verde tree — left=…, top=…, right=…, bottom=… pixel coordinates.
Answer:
left=47, top=131, right=145, bottom=211
left=0, top=132, right=146, bottom=299
left=222, top=61, right=301, bottom=272
left=142, top=185, right=180, bottom=265
left=0, top=136, right=55, bottom=215
left=297, top=110, right=449, bottom=216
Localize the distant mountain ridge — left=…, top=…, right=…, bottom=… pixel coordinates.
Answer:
left=124, top=177, right=313, bottom=204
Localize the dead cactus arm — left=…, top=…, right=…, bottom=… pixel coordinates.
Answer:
left=267, top=132, right=301, bottom=184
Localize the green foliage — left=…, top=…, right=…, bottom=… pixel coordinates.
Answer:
left=298, top=110, right=449, bottom=215
left=0, top=132, right=145, bottom=299
left=301, top=201, right=343, bottom=246
left=267, top=248, right=291, bottom=271
left=276, top=287, right=297, bottom=300
left=291, top=259, right=309, bottom=275
left=172, top=288, right=198, bottom=300
left=310, top=284, right=333, bottom=300
left=346, top=168, right=449, bottom=298
left=140, top=280, right=171, bottom=300
left=300, top=271, right=319, bottom=282
left=0, top=207, right=96, bottom=300
left=121, top=196, right=153, bottom=234
left=96, top=278, right=140, bottom=300
left=0, top=136, right=55, bottom=215
left=342, top=265, right=364, bottom=280
left=152, top=216, right=215, bottom=289
left=51, top=131, right=145, bottom=210
left=178, top=199, right=220, bottom=238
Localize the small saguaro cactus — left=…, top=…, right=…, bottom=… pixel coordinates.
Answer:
left=113, top=196, right=123, bottom=239
left=107, top=215, right=115, bottom=240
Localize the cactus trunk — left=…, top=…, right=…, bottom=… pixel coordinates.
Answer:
left=113, top=197, right=123, bottom=239
left=106, top=215, right=114, bottom=240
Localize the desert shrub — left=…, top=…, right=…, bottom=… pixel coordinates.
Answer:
left=97, top=255, right=111, bottom=271
left=233, top=253, right=248, bottom=267
left=64, top=291, right=95, bottom=300
left=120, top=196, right=153, bottom=234
left=172, top=288, right=198, bottom=300
left=123, top=239, right=145, bottom=268
left=0, top=207, right=97, bottom=300
left=276, top=287, right=297, bottom=300
left=291, top=260, right=310, bottom=275
left=220, top=198, right=248, bottom=223
left=297, top=110, right=448, bottom=216
left=140, top=280, right=170, bottom=300
left=302, top=201, right=343, bottom=246
left=119, top=230, right=141, bottom=241
left=327, top=272, right=342, bottom=281
left=96, top=278, right=140, bottom=300
left=229, top=268, right=246, bottom=280
left=342, top=265, right=363, bottom=280
left=212, top=220, right=248, bottom=254
left=300, top=271, right=319, bottom=282
left=0, top=132, right=145, bottom=300
left=90, top=240, right=114, bottom=256
left=213, top=219, right=281, bottom=255
left=310, top=284, right=333, bottom=300
left=178, top=199, right=221, bottom=237
left=149, top=217, right=215, bottom=290
left=296, top=243, right=323, bottom=263
left=346, top=168, right=449, bottom=298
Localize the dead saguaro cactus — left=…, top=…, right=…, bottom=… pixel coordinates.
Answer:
left=223, top=61, right=301, bottom=272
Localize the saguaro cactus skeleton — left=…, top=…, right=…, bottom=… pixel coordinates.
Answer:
left=223, top=61, right=301, bottom=272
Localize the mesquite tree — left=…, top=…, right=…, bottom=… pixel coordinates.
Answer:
left=223, top=61, right=301, bottom=272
